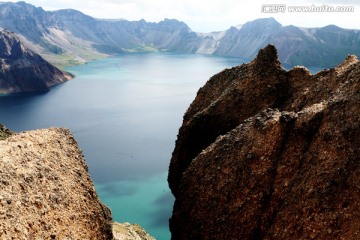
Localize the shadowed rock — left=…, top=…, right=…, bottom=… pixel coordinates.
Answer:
left=0, top=30, right=73, bottom=94
left=169, top=45, right=360, bottom=239
left=0, top=124, right=13, bottom=140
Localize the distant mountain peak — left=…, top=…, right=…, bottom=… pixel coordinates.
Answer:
left=240, top=17, right=282, bottom=34
left=320, top=24, right=343, bottom=31
left=244, top=17, right=282, bottom=27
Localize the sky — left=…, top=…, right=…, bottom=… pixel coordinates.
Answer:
left=4, top=0, right=360, bottom=32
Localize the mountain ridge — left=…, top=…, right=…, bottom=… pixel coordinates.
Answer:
left=0, top=2, right=359, bottom=67
left=0, top=29, right=73, bottom=94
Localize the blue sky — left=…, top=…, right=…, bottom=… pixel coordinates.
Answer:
left=4, top=0, right=360, bottom=32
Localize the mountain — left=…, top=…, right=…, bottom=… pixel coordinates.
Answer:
left=215, top=18, right=360, bottom=67
left=0, top=30, right=73, bottom=94
left=168, top=45, right=360, bottom=239
left=0, top=2, right=203, bottom=66
left=0, top=2, right=359, bottom=67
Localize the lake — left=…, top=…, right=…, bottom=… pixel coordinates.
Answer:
left=0, top=52, right=324, bottom=239
left=0, top=53, right=248, bottom=239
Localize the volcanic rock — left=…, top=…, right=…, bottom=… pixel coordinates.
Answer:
left=168, top=45, right=360, bottom=239
left=0, top=128, right=113, bottom=239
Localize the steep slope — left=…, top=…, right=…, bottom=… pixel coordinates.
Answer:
left=168, top=45, right=360, bottom=239
left=214, top=18, right=282, bottom=57
left=0, top=30, right=73, bottom=94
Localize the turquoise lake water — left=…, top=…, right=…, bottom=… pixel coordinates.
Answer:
left=0, top=52, right=324, bottom=239
left=0, top=53, right=247, bottom=239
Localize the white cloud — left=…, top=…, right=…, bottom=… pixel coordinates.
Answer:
left=3, top=0, right=360, bottom=32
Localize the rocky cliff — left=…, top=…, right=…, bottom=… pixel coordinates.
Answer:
left=0, top=128, right=113, bottom=239
left=168, top=45, right=360, bottom=239
left=0, top=127, right=155, bottom=240
left=0, top=30, right=73, bottom=94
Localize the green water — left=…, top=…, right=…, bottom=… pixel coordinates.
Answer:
left=0, top=53, right=246, bottom=239
left=0, top=52, right=323, bottom=239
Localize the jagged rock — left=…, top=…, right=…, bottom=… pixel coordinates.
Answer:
left=0, top=124, right=13, bottom=140
left=0, top=128, right=113, bottom=239
left=0, top=30, right=73, bottom=94
left=112, top=222, right=155, bottom=240
left=168, top=45, right=360, bottom=239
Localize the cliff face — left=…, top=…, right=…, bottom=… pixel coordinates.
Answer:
left=0, top=30, right=73, bottom=94
left=168, top=45, right=360, bottom=239
left=0, top=128, right=113, bottom=239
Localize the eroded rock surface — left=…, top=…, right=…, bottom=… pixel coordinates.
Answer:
left=0, top=128, right=113, bottom=239
left=169, top=45, right=360, bottom=239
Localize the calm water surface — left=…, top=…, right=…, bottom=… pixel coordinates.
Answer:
left=0, top=53, right=248, bottom=239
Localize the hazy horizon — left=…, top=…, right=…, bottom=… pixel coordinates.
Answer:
left=2, top=0, right=359, bottom=32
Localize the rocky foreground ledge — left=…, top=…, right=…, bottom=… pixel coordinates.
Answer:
left=169, top=45, right=360, bottom=239
left=0, top=127, right=154, bottom=239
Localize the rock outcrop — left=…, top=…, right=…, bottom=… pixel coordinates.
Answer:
left=168, top=45, right=360, bottom=239
left=112, top=222, right=155, bottom=240
left=0, top=128, right=113, bottom=239
left=0, top=126, right=156, bottom=239
left=0, top=30, right=73, bottom=94
left=0, top=124, right=13, bottom=140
